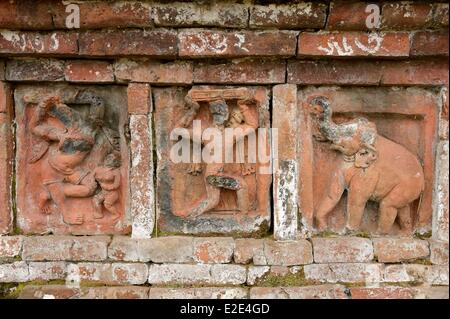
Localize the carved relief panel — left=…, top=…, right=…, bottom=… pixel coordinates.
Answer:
left=155, top=86, right=272, bottom=235
left=298, top=87, right=438, bottom=236
left=15, top=85, right=130, bottom=235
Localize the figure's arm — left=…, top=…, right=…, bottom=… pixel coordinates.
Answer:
left=238, top=99, right=259, bottom=130
left=30, top=98, right=66, bottom=141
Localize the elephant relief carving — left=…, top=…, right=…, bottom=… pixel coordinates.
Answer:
left=310, top=96, right=425, bottom=235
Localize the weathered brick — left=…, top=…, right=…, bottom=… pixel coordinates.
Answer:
left=350, top=287, right=415, bottom=299
left=414, top=286, right=449, bottom=299
left=152, top=2, right=248, bottom=28
left=149, top=287, right=248, bottom=299
left=433, top=142, right=449, bottom=241
left=312, top=237, right=374, bottom=263
left=250, top=2, right=327, bottom=29
left=234, top=239, right=265, bottom=264
left=250, top=285, right=348, bottom=299
left=193, top=237, right=235, bottom=264
left=79, top=286, right=150, bottom=299
left=0, top=1, right=54, bottom=30
left=429, top=240, right=449, bottom=265
left=52, top=1, right=152, bottom=29
left=433, top=3, right=449, bottom=28
left=440, top=88, right=449, bottom=140
left=327, top=2, right=374, bottom=30
left=247, top=266, right=270, bottom=286
left=194, top=59, right=285, bottom=84
left=264, top=240, right=313, bottom=266
left=383, top=264, right=428, bottom=283
left=148, top=264, right=211, bottom=285
left=6, top=59, right=64, bottom=81
left=130, top=114, right=155, bottom=238
left=381, top=60, right=449, bottom=85
left=0, top=262, right=29, bottom=282
left=79, top=29, right=177, bottom=57
left=28, top=262, right=67, bottom=281
left=298, top=32, right=410, bottom=57
left=127, top=83, right=152, bottom=114
left=272, top=84, right=299, bottom=240
left=115, top=59, right=193, bottom=84
left=0, top=60, right=5, bottom=80
left=411, top=31, right=449, bottom=56
left=426, top=265, right=449, bottom=285
left=0, top=236, right=23, bottom=259
left=147, top=264, right=246, bottom=285
left=22, top=236, right=110, bottom=261
left=287, top=60, right=382, bottom=85
left=304, top=263, right=383, bottom=283
left=68, top=262, right=148, bottom=285
left=373, top=238, right=429, bottom=263
left=108, top=236, right=194, bottom=263
left=65, top=60, right=114, bottom=83
left=179, top=30, right=297, bottom=58
left=0, top=31, right=78, bottom=55
left=381, top=2, right=433, bottom=30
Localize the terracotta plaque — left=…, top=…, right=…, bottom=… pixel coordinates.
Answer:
left=155, top=86, right=272, bottom=235
left=15, top=85, right=130, bottom=235
left=298, top=87, right=438, bottom=236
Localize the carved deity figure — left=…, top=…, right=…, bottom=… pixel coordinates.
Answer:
left=310, top=96, right=425, bottom=234
left=28, top=93, right=121, bottom=225
left=93, top=152, right=121, bottom=220
left=177, top=89, right=259, bottom=218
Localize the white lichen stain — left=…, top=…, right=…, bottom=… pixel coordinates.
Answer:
left=50, top=33, right=60, bottom=51
left=318, top=36, right=354, bottom=56
left=354, top=33, right=384, bottom=54
left=234, top=33, right=249, bottom=53
left=188, top=32, right=228, bottom=54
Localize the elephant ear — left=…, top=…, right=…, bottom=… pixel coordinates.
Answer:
left=354, top=145, right=378, bottom=168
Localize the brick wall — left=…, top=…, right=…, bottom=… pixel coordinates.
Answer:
left=0, top=1, right=448, bottom=299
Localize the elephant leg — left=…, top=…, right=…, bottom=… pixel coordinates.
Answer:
left=346, top=190, right=369, bottom=231
left=378, top=184, right=415, bottom=234
left=315, top=172, right=345, bottom=230
left=398, top=205, right=413, bottom=234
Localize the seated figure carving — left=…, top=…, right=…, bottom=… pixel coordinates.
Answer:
left=310, top=96, right=425, bottom=234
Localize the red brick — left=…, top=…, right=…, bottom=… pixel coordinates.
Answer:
left=19, top=285, right=80, bottom=299
left=350, top=287, right=415, bottom=299
left=0, top=0, right=54, bottom=30
left=327, top=2, right=373, bottom=30
left=78, top=286, right=150, bottom=299
left=373, top=238, right=429, bottom=263
left=304, top=263, right=383, bottom=283
left=79, top=29, right=177, bottom=58
left=193, top=238, right=234, bottom=264
left=152, top=2, right=248, bottom=28
left=381, top=60, right=449, bottom=85
left=22, top=236, right=110, bottom=261
left=52, top=1, right=151, bottom=29
left=127, top=83, right=151, bottom=115
left=410, top=30, right=449, bottom=56
left=179, top=30, right=297, bottom=58
left=298, top=32, right=410, bottom=57
left=312, top=237, right=374, bottom=263
left=0, top=31, right=78, bottom=55
left=381, top=2, right=433, bottom=30
left=0, top=60, right=4, bottom=80
left=28, top=262, right=67, bottom=281
left=0, top=236, right=23, bottom=259
left=287, top=60, right=382, bottom=85
left=115, top=59, right=193, bottom=84
left=6, top=59, right=64, bottom=81
left=194, top=59, right=285, bottom=84
left=249, top=2, right=327, bottom=29
left=65, top=60, right=114, bottom=83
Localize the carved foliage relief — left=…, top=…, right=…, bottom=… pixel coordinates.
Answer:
left=15, top=85, right=130, bottom=235
left=299, top=87, right=438, bottom=236
left=155, top=87, right=272, bottom=235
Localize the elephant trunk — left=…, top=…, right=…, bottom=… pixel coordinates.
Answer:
left=311, top=96, right=339, bottom=142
